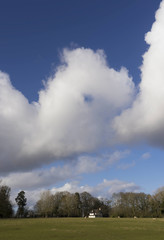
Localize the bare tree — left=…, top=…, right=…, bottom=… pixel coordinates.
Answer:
left=35, top=190, right=54, bottom=217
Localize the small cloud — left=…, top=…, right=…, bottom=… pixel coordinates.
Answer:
left=107, top=150, right=130, bottom=165
left=118, top=160, right=135, bottom=170
left=141, top=152, right=151, bottom=160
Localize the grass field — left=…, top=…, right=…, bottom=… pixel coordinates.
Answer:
left=0, top=218, right=164, bottom=240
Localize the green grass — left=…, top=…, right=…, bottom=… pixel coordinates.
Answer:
left=0, top=218, right=164, bottom=240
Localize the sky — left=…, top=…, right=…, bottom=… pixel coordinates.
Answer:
left=0, top=0, right=164, bottom=208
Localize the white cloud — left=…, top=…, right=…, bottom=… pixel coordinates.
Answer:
left=0, top=71, right=37, bottom=173
left=1, top=166, right=72, bottom=190
left=113, top=0, right=164, bottom=148
left=51, top=179, right=140, bottom=199
left=1, top=150, right=130, bottom=190
left=106, top=150, right=130, bottom=165
left=75, top=155, right=102, bottom=174
left=51, top=182, right=87, bottom=194
left=95, top=179, right=140, bottom=198
left=141, top=152, right=151, bottom=160
left=0, top=48, right=134, bottom=174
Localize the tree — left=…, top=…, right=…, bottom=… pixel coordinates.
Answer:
left=0, top=184, right=13, bottom=218
left=53, top=192, right=64, bottom=217
left=52, top=192, right=82, bottom=217
left=35, top=190, right=54, bottom=217
left=73, top=192, right=82, bottom=217
left=15, top=191, right=27, bottom=217
left=100, top=198, right=111, bottom=217
left=111, top=192, right=151, bottom=218
left=62, top=192, right=82, bottom=217
left=153, top=187, right=164, bottom=217
left=57, top=192, right=72, bottom=217
left=80, top=192, right=94, bottom=217
left=149, top=195, right=161, bottom=217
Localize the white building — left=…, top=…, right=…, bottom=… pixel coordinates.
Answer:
left=88, top=210, right=102, bottom=218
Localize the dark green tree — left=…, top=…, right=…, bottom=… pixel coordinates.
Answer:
left=80, top=192, right=93, bottom=217
left=15, top=191, right=27, bottom=217
left=73, top=192, right=82, bottom=217
left=100, top=198, right=111, bottom=217
left=0, top=184, right=13, bottom=218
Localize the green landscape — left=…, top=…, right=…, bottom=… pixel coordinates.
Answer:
left=1, top=218, right=164, bottom=240
left=1, top=184, right=164, bottom=240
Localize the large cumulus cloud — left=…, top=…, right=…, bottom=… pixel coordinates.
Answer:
left=1, top=0, right=164, bottom=176
left=0, top=49, right=134, bottom=173
left=114, top=0, right=164, bottom=146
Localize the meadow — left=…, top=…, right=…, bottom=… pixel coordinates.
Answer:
left=0, top=218, right=164, bottom=240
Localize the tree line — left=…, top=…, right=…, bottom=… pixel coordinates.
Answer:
left=111, top=191, right=164, bottom=218
left=34, top=191, right=110, bottom=217
left=1, top=183, right=164, bottom=218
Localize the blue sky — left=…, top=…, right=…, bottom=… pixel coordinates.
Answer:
left=0, top=0, right=161, bottom=100
left=0, top=0, right=164, bottom=206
